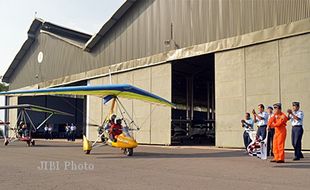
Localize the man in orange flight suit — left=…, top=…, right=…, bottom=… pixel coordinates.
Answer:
left=267, top=103, right=288, bottom=163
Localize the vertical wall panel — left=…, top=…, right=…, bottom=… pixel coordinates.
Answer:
left=132, top=67, right=151, bottom=143
left=215, top=49, right=245, bottom=147
left=245, top=41, right=280, bottom=109
left=279, top=33, right=310, bottom=149
left=7, top=97, right=18, bottom=137
left=150, top=64, right=171, bottom=145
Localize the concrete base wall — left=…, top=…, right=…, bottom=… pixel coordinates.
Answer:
left=86, top=63, right=172, bottom=145
left=215, top=33, right=310, bottom=149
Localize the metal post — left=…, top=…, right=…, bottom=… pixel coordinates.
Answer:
left=190, top=76, right=194, bottom=121
left=207, top=82, right=210, bottom=120
left=24, top=110, right=36, bottom=132
left=186, top=78, right=190, bottom=120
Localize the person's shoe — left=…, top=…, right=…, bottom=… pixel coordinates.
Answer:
left=276, top=160, right=285, bottom=163
left=300, top=154, right=304, bottom=159
left=270, top=159, right=277, bottom=162
left=293, top=157, right=300, bottom=161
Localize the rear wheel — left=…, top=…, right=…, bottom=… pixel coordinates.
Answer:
left=4, top=140, right=9, bottom=146
left=124, top=148, right=133, bottom=156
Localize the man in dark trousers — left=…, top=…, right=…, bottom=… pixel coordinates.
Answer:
left=287, top=102, right=304, bottom=161
left=241, top=113, right=254, bottom=151
left=267, top=106, right=274, bottom=157
left=252, top=104, right=268, bottom=140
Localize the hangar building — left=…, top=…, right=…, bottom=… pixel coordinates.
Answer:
left=3, top=0, right=310, bottom=148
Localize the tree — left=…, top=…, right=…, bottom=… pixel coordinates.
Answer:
left=0, top=82, right=8, bottom=92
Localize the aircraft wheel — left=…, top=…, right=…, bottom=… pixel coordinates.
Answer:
left=27, top=141, right=31, bottom=147
left=85, top=150, right=91, bottom=154
left=31, top=140, right=35, bottom=146
left=124, top=148, right=133, bottom=156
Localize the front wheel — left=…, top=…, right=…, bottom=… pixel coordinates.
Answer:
left=124, top=148, right=133, bottom=156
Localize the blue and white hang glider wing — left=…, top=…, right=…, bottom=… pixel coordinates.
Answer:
left=0, top=84, right=175, bottom=107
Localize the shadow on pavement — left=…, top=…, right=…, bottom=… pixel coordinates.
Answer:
left=96, top=150, right=245, bottom=159
left=273, top=164, right=310, bottom=169
left=273, top=158, right=310, bottom=169
left=33, top=144, right=81, bottom=148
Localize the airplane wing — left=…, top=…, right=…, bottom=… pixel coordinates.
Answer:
left=0, top=104, right=74, bottom=116
left=0, top=84, right=175, bottom=107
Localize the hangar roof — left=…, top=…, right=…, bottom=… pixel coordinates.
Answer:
left=2, top=0, right=136, bottom=83
left=84, top=0, right=136, bottom=51
left=2, top=18, right=92, bottom=83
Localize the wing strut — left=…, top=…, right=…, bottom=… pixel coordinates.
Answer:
left=36, top=113, right=54, bottom=130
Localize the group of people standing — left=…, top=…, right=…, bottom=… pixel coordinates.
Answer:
left=43, top=124, right=53, bottom=140
left=241, top=102, right=304, bottom=163
left=65, top=123, right=77, bottom=141
left=44, top=123, right=77, bottom=141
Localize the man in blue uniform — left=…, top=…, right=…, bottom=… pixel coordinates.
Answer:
left=241, top=112, right=254, bottom=151
left=287, top=102, right=304, bottom=161
left=252, top=104, right=268, bottom=140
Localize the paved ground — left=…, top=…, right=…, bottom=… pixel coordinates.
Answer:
left=0, top=139, right=309, bottom=190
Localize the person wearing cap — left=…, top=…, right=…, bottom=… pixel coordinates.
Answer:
left=267, top=103, right=288, bottom=163
left=44, top=124, right=49, bottom=140
left=267, top=106, right=275, bottom=157
left=18, top=121, right=29, bottom=137
left=287, top=102, right=304, bottom=161
left=241, top=113, right=254, bottom=151
left=252, top=104, right=268, bottom=140
left=104, top=114, right=117, bottom=131
left=109, top=118, right=123, bottom=142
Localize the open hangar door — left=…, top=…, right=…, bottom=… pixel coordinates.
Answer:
left=171, top=54, right=215, bottom=145
left=17, top=81, right=87, bottom=139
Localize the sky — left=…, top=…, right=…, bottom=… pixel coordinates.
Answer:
left=0, top=0, right=125, bottom=77
left=0, top=0, right=125, bottom=120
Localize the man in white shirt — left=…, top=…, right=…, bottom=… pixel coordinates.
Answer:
left=252, top=104, right=268, bottom=140
left=47, top=124, right=53, bottom=140
left=241, top=113, right=254, bottom=151
left=267, top=106, right=274, bottom=157
left=287, top=102, right=304, bottom=161
left=65, top=123, right=70, bottom=141
left=44, top=124, right=49, bottom=140
left=70, top=123, right=77, bottom=141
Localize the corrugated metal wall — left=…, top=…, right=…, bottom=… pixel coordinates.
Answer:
left=94, top=0, right=310, bottom=62
left=9, top=34, right=96, bottom=89
left=8, top=0, right=310, bottom=89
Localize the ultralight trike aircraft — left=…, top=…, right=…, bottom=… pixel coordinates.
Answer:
left=0, top=104, right=73, bottom=146
left=0, top=84, right=174, bottom=156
